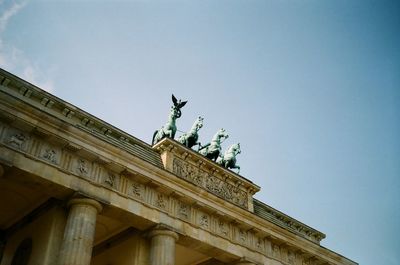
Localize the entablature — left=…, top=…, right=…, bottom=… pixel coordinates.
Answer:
left=153, top=138, right=260, bottom=211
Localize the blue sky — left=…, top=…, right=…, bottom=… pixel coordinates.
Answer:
left=1, top=0, right=399, bottom=264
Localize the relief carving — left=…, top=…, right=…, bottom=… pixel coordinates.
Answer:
left=8, top=133, right=28, bottom=149
left=155, top=193, right=167, bottom=209
left=199, top=214, right=209, bottom=228
left=42, top=148, right=57, bottom=164
left=272, top=244, right=281, bottom=259
left=178, top=202, right=189, bottom=219
left=281, top=247, right=288, bottom=262
left=130, top=182, right=143, bottom=198
left=104, top=172, right=116, bottom=188
left=218, top=221, right=229, bottom=236
left=239, top=229, right=247, bottom=243
left=77, top=159, right=88, bottom=175
left=288, top=251, right=295, bottom=264
left=287, top=220, right=295, bottom=228
left=315, top=234, right=323, bottom=241
left=255, top=237, right=263, bottom=250
left=265, top=239, right=272, bottom=256
left=173, top=158, right=248, bottom=209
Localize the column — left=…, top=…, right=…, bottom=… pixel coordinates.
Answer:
left=148, top=227, right=179, bottom=265
left=58, top=198, right=102, bottom=265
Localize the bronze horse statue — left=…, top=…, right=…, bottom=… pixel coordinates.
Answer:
left=217, top=143, right=241, bottom=173
left=178, top=116, right=204, bottom=149
left=199, top=128, right=229, bottom=161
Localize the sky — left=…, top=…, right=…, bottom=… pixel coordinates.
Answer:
left=1, top=0, right=399, bottom=264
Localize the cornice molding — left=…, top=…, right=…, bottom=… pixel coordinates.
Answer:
left=253, top=199, right=325, bottom=244
left=0, top=68, right=162, bottom=169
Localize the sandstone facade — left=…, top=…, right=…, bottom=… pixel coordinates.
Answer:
left=0, top=69, right=356, bottom=265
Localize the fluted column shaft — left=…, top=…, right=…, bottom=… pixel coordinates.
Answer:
left=149, top=229, right=179, bottom=265
left=58, top=198, right=102, bottom=265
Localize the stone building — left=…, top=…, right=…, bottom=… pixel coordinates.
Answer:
left=0, top=68, right=356, bottom=265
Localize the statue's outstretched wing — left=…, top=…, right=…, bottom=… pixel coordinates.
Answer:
left=172, top=94, right=178, bottom=106
left=178, top=101, right=187, bottom=108
left=172, top=94, right=187, bottom=109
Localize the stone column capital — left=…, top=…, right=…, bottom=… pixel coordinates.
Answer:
left=67, top=198, right=103, bottom=213
left=148, top=228, right=179, bottom=241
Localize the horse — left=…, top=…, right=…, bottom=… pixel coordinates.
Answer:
left=178, top=116, right=204, bottom=149
left=199, top=128, right=229, bottom=161
left=216, top=143, right=241, bottom=173
left=152, top=106, right=181, bottom=145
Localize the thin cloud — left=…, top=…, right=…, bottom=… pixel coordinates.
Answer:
left=0, top=0, right=26, bottom=32
left=0, top=0, right=55, bottom=93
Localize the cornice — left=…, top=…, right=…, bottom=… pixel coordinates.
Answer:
left=253, top=199, right=325, bottom=244
left=0, top=68, right=162, bottom=169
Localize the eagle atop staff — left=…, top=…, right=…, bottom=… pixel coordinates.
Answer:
left=172, top=94, right=187, bottom=118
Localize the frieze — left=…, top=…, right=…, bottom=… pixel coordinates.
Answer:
left=172, top=158, right=248, bottom=209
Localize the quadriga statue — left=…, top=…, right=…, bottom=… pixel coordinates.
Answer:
left=198, top=128, right=228, bottom=161
left=178, top=116, right=204, bottom=149
left=216, top=143, right=241, bottom=173
left=152, top=95, right=187, bottom=145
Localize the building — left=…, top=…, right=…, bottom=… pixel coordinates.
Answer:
left=0, top=68, right=356, bottom=265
